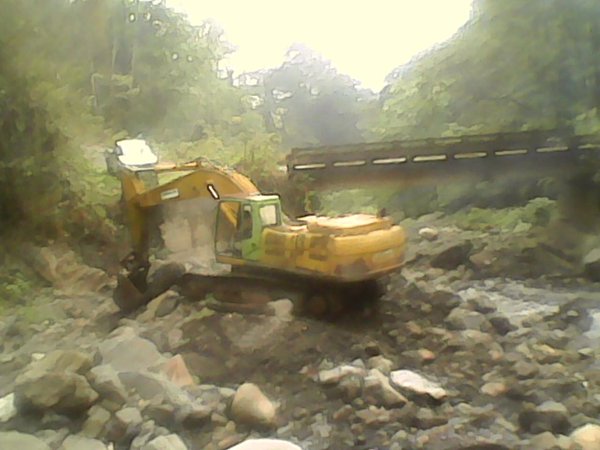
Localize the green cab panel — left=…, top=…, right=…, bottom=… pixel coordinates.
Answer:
left=214, top=195, right=282, bottom=262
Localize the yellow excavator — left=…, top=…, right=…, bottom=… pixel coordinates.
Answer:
left=107, top=139, right=406, bottom=315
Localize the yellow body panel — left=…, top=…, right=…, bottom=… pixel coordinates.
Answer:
left=252, top=217, right=406, bottom=282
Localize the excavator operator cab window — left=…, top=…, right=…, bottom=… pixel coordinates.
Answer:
left=239, top=205, right=253, bottom=240
left=259, top=204, right=280, bottom=227
left=215, top=201, right=241, bottom=256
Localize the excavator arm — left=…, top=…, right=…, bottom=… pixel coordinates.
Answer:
left=107, top=139, right=260, bottom=311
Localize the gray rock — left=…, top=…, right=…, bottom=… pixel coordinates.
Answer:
left=155, top=291, right=180, bottom=317
left=355, top=406, right=391, bottom=426
left=366, top=356, right=394, bottom=375
left=30, top=350, right=94, bottom=374
left=514, top=360, right=539, bottom=379
left=143, top=433, right=188, bottom=450
left=107, top=406, right=144, bottom=441
left=14, top=349, right=98, bottom=414
left=230, top=383, right=277, bottom=429
left=60, top=435, right=108, bottom=450
left=143, top=402, right=175, bottom=427
left=129, top=420, right=157, bottom=450
left=363, top=369, right=407, bottom=408
left=0, top=431, right=50, bottom=450
left=445, top=308, right=489, bottom=331
left=118, top=371, right=191, bottom=413
left=390, top=370, right=447, bottom=400
left=0, top=392, right=16, bottom=422
left=139, top=291, right=180, bottom=321
left=489, top=314, right=517, bottom=335
left=332, top=405, right=354, bottom=422
left=99, top=327, right=166, bottom=372
left=418, top=227, right=439, bottom=241
left=82, top=405, right=111, bottom=439
left=519, top=401, right=571, bottom=434
left=88, top=364, right=128, bottom=406
left=336, top=374, right=363, bottom=402
left=15, top=370, right=98, bottom=414
left=430, top=241, right=473, bottom=270
left=317, top=365, right=365, bottom=385
left=480, top=381, right=508, bottom=397
left=24, top=244, right=112, bottom=294
left=177, top=401, right=211, bottom=428
left=35, top=429, right=70, bottom=450
left=583, top=248, right=600, bottom=281
left=413, top=407, right=448, bottom=429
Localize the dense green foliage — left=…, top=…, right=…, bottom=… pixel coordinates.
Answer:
left=0, top=0, right=281, bottom=239
left=373, top=0, right=600, bottom=140
left=2, top=0, right=600, bottom=241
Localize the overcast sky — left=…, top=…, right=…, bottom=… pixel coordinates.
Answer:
left=166, top=0, right=473, bottom=91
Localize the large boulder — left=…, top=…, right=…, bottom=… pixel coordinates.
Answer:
left=430, top=241, right=473, bottom=270
left=59, top=435, right=108, bottom=450
left=14, top=350, right=98, bottom=414
left=30, top=349, right=94, bottom=374
left=98, top=327, right=166, bottom=372
left=88, top=364, right=128, bottom=406
left=107, top=406, right=144, bottom=443
left=24, top=244, right=112, bottom=294
left=0, top=431, right=50, bottom=450
left=230, top=383, right=277, bottom=429
left=118, top=371, right=189, bottom=407
left=143, top=434, right=188, bottom=450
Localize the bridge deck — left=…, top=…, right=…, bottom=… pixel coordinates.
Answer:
left=287, top=131, right=600, bottom=188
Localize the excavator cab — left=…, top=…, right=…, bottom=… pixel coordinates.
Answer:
left=215, top=195, right=282, bottom=262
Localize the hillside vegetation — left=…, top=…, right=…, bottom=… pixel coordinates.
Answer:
left=1, top=0, right=600, bottom=291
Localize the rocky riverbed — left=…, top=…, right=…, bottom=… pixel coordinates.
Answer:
left=1, top=200, right=600, bottom=449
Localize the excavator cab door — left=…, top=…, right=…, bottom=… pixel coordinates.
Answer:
left=215, top=200, right=261, bottom=261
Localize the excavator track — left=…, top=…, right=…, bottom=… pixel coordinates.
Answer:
left=175, top=269, right=386, bottom=319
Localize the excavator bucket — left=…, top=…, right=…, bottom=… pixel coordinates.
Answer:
left=112, top=262, right=186, bottom=313
left=113, top=273, right=147, bottom=313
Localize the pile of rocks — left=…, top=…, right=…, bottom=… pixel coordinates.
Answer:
left=1, top=203, right=600, bottom=449
left=0, top=324, right=295, bottom=449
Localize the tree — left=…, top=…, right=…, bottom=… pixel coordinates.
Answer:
left=374, top=0, right=600, bottom=140
left=240, top=44, right=374, bottom=148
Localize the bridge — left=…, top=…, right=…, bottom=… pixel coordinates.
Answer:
left=287, top=131, right=600, bottom=189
